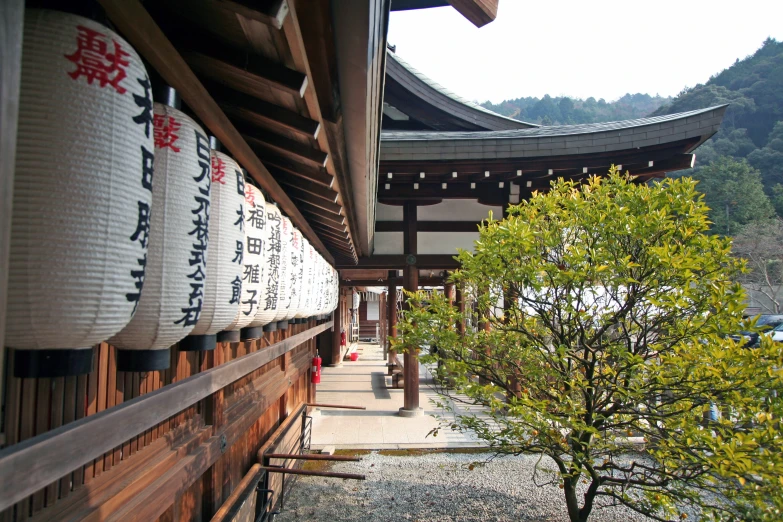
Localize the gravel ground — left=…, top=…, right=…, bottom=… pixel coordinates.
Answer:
left=275, top=451, right=657, bottom=522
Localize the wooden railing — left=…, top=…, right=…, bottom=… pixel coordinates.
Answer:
left=0, top=320, right=332, bottom=521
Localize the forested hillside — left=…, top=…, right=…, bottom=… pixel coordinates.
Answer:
left=481, top=93, right=671, bottom=125
left=653, top=38, right=783, bottom=227
left=482, top=38, right=783, bottom=234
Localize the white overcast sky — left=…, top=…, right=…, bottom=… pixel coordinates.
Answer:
left=387, top=0, right=783, bottom=103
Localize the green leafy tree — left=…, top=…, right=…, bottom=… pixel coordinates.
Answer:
left=732, top=218, right=783, bottom=313
left=397, top=171, right=783, bottom=522
left=692, top=157, right=774, bottom=235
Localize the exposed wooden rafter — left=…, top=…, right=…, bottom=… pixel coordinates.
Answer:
left=335, top=255, right=459, bottom=270
left=282, top=1, right=360, bottom=261
left=262, top=152, right=334, bottom=188
left=446, top=0, right=499, bottom=28
left=239, top=123, right=328, bottom=167
left=97, top=0, right=334, bottom=264
left=206, top=81, right=320, bottom=139
left=287, top=186, right=342, bottom=214
left=183, top=50, right=308, bottom=98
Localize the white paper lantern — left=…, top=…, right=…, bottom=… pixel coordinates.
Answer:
left=110, top=102, right=211, bottom=371
left=294, top=237, right=312, bottom=322
left=223, top=182, right=266, bottom=341
left=282, top=224, right=303, bottom=324
left=315, top=255, right=326, bottom=318
left=251, top=202, right=283, bottom=331
left=271, top=216, right=293, bottom=328
left=179, top=150, right=245, bottom=350
left=6, top=10, right=153, bottom=377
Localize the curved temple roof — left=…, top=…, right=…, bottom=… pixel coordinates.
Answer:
left=384, top=51, right=537, bottom=131
left=380, top=105, right=727, bottom=162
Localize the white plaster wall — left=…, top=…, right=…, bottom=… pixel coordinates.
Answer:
left=376, top=203, right=403, bottom=220
left=373, top=231, right=403, bottom=254
left=417, top=232, right=479, bottom=255
left=418, top=200, right=501, bottom=221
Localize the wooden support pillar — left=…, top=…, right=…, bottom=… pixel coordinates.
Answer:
left=400, top=203, right=422, bottom=417
left=444, top=281, right=455, bottom=304
left=387, top=270, right=397, bottom=369
left=501, top=200, right=521, bottom=399
left=456, top=285, right=466, bottom=336
left=329, top=288, right=343, bottom=367
left=0, top=0, right=24, bottom=430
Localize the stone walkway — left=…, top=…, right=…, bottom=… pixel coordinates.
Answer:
left=310, top=342, right=483, bottom=450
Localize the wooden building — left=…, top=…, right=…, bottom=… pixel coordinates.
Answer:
left=0, top=0, right=726, bottom=519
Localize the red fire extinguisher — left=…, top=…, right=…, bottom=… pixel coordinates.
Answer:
left=340, top=329, right=347, bottom=347
left=311, top=353, right=322, bottom=384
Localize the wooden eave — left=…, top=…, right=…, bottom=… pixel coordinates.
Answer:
left=390, top=0, right=500, bottom=28
left=384, top=51, right=535, bottom=131
left=101, top=0, right=386, bottom=264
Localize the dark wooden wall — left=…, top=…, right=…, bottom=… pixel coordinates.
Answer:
left=0, top=320, right=326, bottom=522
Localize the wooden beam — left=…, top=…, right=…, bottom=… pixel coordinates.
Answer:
left=340, top=277, right=445, bottom=287
left=97, top=0, right=334, bottom=264
left=262, top=151, right=334, bottom=188
left=287, top=187, right=343, bottom=214
left=301, top=211, right=346, bottom=231
left=272, top=168, right=338, bottom=202
left=446, top=0, right=498, bottom=28
left=282, top=2, right=362, bottom=257
left=379, top=183, right=506, bottom=205
left=0, top=321, right=333, bottom=511
left=183, top=51, right=307, bottom=98
left=205, top=81, right=320, bottom=139
left=300, top=206, right=345, bottom=226
left=291, top=0, right=340, bottom=121
left=376, top=221, right=482, bottom=232
left=313, top=228, right=349, bottom=244
left=212, top=0, right=289, bottom=29
left=242, top=130, right=327, bottom=168
left=379, top=139, right=701, bottom=177
left=391, top=0, right=450, bottom=10
left=311, top=222, right=348, bottom=238
left=258, top=466, right=365, bottom=480
left=336, top=255, right=459, bottom=270
left=0, top=0, right=23, bottom=415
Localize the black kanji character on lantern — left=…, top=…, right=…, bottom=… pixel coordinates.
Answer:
left=232, top=240, right=243, bottom=264
left=189, top=203, right=209, bottom=244
left=175, top=306, right=201, bottom=326
left=236, top=169, right=245, bottom=196
left=175, top=283, right=204, bottom=326
left=132, top=76, right=153, bottom=138
left=194, top=131, right=211, bottom=185
left=235, top=204, right=244, bottom=232
left=242, top=289, right=257, bottom=316
left=247, top=237, right=263, bottom=255
left=243, top=264, right=260, bottom=284
left=125, top=254, right=147, bottom=315
left=187, top=264, right=206, bottom=282
left=130, top=200, right=151, bottom=248
left=248, top=207, right=264, bottom=230
left=140, top=146, right=154, bottom=191
left=230, top=276, right=242, bottom=305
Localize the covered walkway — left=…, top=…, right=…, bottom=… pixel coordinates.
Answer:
left=310, top=342, right=483, bottom=450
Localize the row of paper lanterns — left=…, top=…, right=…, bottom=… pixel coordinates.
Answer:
left=5, top=10, right=339, bottom=377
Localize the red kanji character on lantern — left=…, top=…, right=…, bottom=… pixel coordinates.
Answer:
left=65, top=25, right=130, bottom=94
left=211, top=155, right=227, bottom=185
left=245, top=184, right=255, bottom=207
left=153, top=114, right=181, bottom=152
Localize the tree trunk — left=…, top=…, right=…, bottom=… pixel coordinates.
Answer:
left=563, top=479, right=581, bottom=522
left=563, top=477, right=598, bottom=522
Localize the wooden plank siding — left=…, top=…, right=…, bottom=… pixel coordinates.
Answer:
left=0, top=320, right=327, bottom=521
